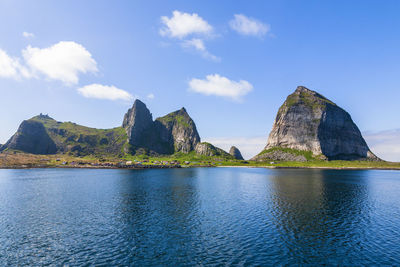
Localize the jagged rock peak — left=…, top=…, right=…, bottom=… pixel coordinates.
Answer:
left=253, top=86, right=379, bottom=161
left=229, top=146, right=244, bottom=160
left=156, top=107, right=200, bottom=153
left=123, top=99, right=153, bottom=147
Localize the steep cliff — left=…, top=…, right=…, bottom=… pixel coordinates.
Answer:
left=1, top=119, right=57, bottom=154
left=122, top=102, right=201, bottom=155
left=122, top=99, right=154, bottom=147
left=253, top=86, right=379, bottom=161
left=155, top=108, right=200, bottom=153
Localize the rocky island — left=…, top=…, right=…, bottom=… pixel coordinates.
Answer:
left=253, top=86, right=380, bottom=162
left=0, top=100, right=238, bottom=168
left=1, top=87, right=399, bottom=170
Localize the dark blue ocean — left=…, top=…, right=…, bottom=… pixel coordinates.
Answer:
left=1, top=167, right=400, bottom=265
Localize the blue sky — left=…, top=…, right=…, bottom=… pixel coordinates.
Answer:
left=1, top=0, right=400, bottom=160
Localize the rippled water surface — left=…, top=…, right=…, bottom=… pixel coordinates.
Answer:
left=1, top=168, right=400, bottom=265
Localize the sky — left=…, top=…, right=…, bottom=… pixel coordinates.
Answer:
left=0, top=0, right=400, bottom=160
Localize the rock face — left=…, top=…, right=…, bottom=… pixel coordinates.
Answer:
left=195, top=142, right=232, bottom=158
left=123, top=101, right=201, bottom=155
left=253, top=86, right=379, bottom=161
left=156, top=108, right=200, bottom=153
left=122, top=99, right=154, bottom=148
left=2, top=120, right=57, bottom=154
left=229, top=146, right=244, bottom=160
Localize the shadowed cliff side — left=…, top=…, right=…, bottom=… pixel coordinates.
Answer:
left=253, top=86, right=379, bottom=161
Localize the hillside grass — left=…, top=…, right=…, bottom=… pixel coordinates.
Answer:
left=29, top=115, right=128, bottom=157
left=2, top=150, right=400, bottom=170
left=257, top=147, right=317, bottom=161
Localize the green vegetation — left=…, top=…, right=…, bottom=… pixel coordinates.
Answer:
left=29, top=115, right=128, bottom=157
left=257, top=147, right=317, bottom=161
left=1, top=149, right=400, bottom=170
left=122, top=150, right=234, bottom=166
left=156, top=111, right=190, bottom=128
left=284, top=90, right=335, bottom=111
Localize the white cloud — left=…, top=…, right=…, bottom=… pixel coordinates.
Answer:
left=204, top=136, right=266, bottom=160
left=22, top=41, right=98, bottom=85
left=160, top=10, right=213, bottom=38
left=77, top=84, right=133, bottom=101
left=182, top=38, right=220, bottom=62
left=0, top=49, right=20, bottom=78
left=189, top=74, right=253, bottom=100
left=22, top=32, right=35, bottom=38
left=364, top=129, right=400, bottom=162
left=0, top=49, right=31, bottom=79
left=229, top=14, right=270, bottom=37
left=147, top=93, right=155, bottom=99
left=183, top=38, right=206, bottom=51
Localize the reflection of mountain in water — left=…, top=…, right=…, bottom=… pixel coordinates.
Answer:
left=114, top=168, right=202, bottom=265
left=269, top=169, right=371, bottom=264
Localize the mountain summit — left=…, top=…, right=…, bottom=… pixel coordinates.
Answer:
left=253, top=86, right=379, bottom=161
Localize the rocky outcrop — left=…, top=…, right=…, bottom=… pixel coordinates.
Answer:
left=123, top=101, right=201, bottom=155
left=229, top=146, right=244, bottom=160
left=1, top=120, right=57, bottom=154
left=195, top=142, right=232, bottom=158
left=156, top=108, right=200, bottom=153
left=253, top=86, right=379, bottom=161
left=122, top=99, right=154, bottom=147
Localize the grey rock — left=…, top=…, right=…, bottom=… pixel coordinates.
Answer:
left=156, top=108, right=200, bottom=153
left=195, top=142, right=231, bottom=157
left=253, top=86, right=379, bottom=161
left=229, top=146, right=244, bottom=160
left=123, top=99, right=154, bottom=147
left=123, top=100, right=201, bottom=155
left=2, top=120, right=57, bottom=154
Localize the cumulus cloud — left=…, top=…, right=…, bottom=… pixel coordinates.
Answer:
left=160, top=10, right=213, bottom=38
left=22, top=41, right=98, bottom=85
left=182, top=38, right=220, bottom=62
left=77, top=84, right=133, bottom=101
left=147, top=93, right=155, bottom=99
left=22, top=32, right=35, bottom=38
left=0, top=49, right=31, bottom=79
left=189, top=74, right=253, bottom=100
left=160, top=10, right=219, bottom=61
left=0, top=49, right=20, bottom=78
left=204, top=136, right=266, bottom=160
left=364, top=129, right=400, bottom=162
left=230, top=14, right=270, bottom=37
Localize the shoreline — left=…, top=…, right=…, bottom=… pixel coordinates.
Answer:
left=1, top=165, right=400, bottom=171
left=217, top=165, right=400, bottom=171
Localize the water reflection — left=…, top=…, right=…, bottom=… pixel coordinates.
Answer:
left=1, top=168, right=400, bottom=265
left=269, top=169, right=372, bottom=264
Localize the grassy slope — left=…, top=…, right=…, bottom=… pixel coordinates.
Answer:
left=2, top=149, right=400, bottom=169
left=30, top=115, right=128, bottom=157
